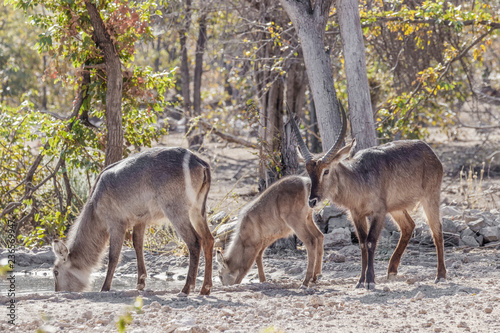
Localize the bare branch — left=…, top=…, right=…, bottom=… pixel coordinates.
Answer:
left=199, top=120, right=257, bottom=149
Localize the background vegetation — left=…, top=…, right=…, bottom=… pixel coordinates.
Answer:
left=0, top=0, right=498, bottom=247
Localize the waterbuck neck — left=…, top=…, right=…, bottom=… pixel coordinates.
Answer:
left=66, top=202, right=109, bottom=271
left=330, top=162, right=362, bottom=208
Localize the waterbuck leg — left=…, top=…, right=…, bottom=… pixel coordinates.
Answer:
left=132, top=224, right=147, bottom=290
left=167, top=211, right=202, bottom=296
left=387, top=210, right=415, bottom=279
left=422, top=196, right=447, bottom=282
left=190, top=208, right=214, bottom=295
left=101, top=228, right=126, bottom=292
left=256, top=247, right=266, bottom=282
left=365, top=212, right=387, bottom=290
left=293, top=219, right=319, bottom=287
left=306, top=212, right=324, bottom=282
left=351, top=214, right=369, bottom=288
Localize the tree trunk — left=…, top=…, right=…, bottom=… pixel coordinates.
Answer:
left=280, top=0, right=341, bottom=152
left=193, top=13, right=207, bottom=116
left=308, top=97, right=321, bottom=153
left=180, top=0, right=192, bottom=117
left=85, top=0, right=123, bottom=166
left=337, top=0, right=377, bottom=150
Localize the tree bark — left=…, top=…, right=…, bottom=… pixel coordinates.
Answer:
left=193, top=13, right=207, bottom=116
left=180, top=0, right=192, bottom=117
left=280, top=0, right=342, bottom=152
left=337, top=0, right=377, bottom=150
left=85, top=0, right=123, bottom=166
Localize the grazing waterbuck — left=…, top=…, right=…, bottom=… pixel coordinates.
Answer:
left=52, top=147, right=214, bottom=296
left=216, top=176, right=324, bottom=287
left=290, top=105, right=446, bottom=289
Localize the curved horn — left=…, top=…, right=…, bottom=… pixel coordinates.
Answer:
left=288, top=110, right=313, bottom=163
left=320, top=100, right=348, bottom=164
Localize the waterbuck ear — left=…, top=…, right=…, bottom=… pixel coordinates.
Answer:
left=348, top=139, right=357, bottom=158
left=332, top=139, right=356, bottom=163
left=216, top=249, right=227, bottom=268
left=52, top=240, right=69, bottom=262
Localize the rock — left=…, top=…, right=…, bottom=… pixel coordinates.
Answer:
left=441, top=206, right=462, bottom=217
left=321, top=205, right=344, bottom=221
left=325, top=252, right=346, bottom=263
left=441, top=218, right=458, bottom=233
left=466, top=218, right=485, bottom=231
left=412, top=291, right=425, bottom=301
left=443, top=232, right=460, bottom=247
left=476, top=235, right=484, bottom=246
left=390, top=231, right=401, bottom=244
left=384, top=216, right=399, bottom=233
left=484, top=307, right=493, bottom=314
left=308, top=295, right=324, bottom=308
left=461, top=228, right=476, bottom=238
left=324, top=228, right=351, bottom=247
left=285, top=266, right=303, bottom=275
left=339, top=245, right=359, bottom=256
left=456, top=222, right=468, bottom=233
left=121, top=249, right=137, bottom=261
left=460, top=235, right=479, bottom=248
left=82, top=310, right=93, bottom=320
left=327, top=214, right=351, bottom=230
left=31, top=250, right=55, bottom=265
left=209, top=211, right=227, bottom=225
left=479, top=227, right=500, bottom=242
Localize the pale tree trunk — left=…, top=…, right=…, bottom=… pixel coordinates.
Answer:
left=279, top=0, right=341, bottom=152
left=180, top=0, right=192, bottom=117
left=193, top=13, right=207, bottom=116
left=85, top=0, right=123, bottom=166
left=337, top=0, right=377, bottom=150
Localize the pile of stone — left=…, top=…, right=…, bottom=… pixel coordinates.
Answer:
left=211, top=205, right=500, bottom=250
left=319, top=204, right=500, bottom=249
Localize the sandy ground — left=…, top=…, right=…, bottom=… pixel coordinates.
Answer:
left=2, top=244, right=500, bottom=332
left=2, top=127, right=500, bottom=332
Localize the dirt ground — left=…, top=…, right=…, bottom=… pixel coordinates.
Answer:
left=1, top=126, right=500, bottom=332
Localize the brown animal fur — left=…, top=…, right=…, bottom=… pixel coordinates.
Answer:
left=52, top=147, right=214, bottom=296
left=291, top=106, right=446, bottom=290
left=217, top=176, right=324, bottom=287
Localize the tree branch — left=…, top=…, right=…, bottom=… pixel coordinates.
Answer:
left=199, top=120, right=257, bottom=149
left=0, top=72, right=91, bottom=221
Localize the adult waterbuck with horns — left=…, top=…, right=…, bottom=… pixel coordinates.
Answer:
left=217, top=176, right=324, bottom=288
left=290, top=104, right=446, bottom=289
left=52, top=147, right=214, bottom=296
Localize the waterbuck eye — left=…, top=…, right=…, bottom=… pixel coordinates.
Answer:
left=324, top=169, right=330, bottom=176
left=54, top=270, right=59, bottom=277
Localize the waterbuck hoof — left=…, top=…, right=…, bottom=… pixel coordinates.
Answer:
left=177, top=292, right=189, bottom=298
left=299, top=284, right=308, bottom=290
left=136, top=283, right=145, bottom=291
left=435, top=277, right=446, bottom=284
left=366, top=282, right=376, bottom=290
left=200, top=287, right=211, bottom=296
left=312, top=274, right=322, bottom=283
left=387, top=273, right=398, bottom=280
left=355, top=282, right=365, bottom=289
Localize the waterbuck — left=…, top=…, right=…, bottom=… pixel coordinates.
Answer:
left=51, top=147, right=214, bottom=296
left=216, top=176, right=324, bottom=287
left=290, top=105, right=446, bottom=289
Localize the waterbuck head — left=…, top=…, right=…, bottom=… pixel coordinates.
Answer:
left=290, top=102, right=354, bottom=208
left=216, top=250, right=238, bottom=286
left=52, top=240, right=89, bottom=292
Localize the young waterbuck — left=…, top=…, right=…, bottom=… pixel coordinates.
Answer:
left=216, top=176, right=324, bottom=287
left=290, top=105, right=446, bottom=289
left=52, top=147, right=214, bottom=296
